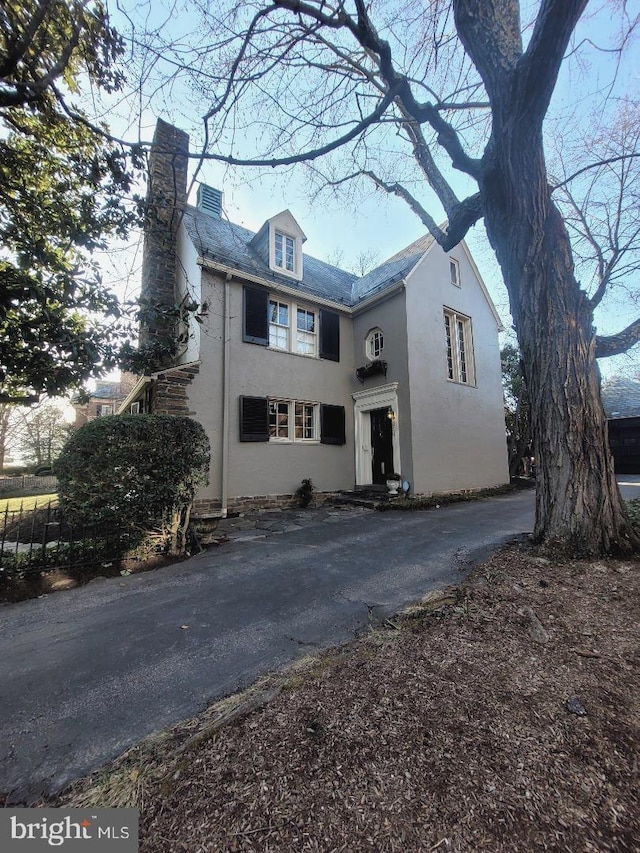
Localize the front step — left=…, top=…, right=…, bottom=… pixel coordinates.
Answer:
left=354, top=484, right=388, bottom=494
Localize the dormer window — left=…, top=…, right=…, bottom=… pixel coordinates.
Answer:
left=275, top=231, right=295, bottom=272
left=251, top=209, right=304, bottom=280
left=249, top=209, right=306, bottom=279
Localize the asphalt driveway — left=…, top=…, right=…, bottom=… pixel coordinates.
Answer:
left=1, top=487, right=535, bottom=802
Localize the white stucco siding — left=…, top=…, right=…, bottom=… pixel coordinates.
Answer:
left=180, top=269, right=226, bottom=504
left=227, top=282, right=355, bottom=496
left=405, top=243, right=509, bottom=494
left=352, top=290, right=414, bottom=486
left=175, top=223, right=202, bottom=364
left=186, top=273, right=356, bottom=501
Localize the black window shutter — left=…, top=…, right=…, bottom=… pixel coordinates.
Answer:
left=320, top=404, right=346, bottom=445
left=239, top=396, right=269, bottom=441
left=243, top=286, right=269, bottom=345
left=319, top=309, right=340, bottom=361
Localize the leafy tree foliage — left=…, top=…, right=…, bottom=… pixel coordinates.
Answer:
left=0, top=1, right=143, bottom=403
left=0, top=0, right=124, bottom=110
left=56, top=415, right=210, bottom=555
left=17, top=401, right=71, bottom=469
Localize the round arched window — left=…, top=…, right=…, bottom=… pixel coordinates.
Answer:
left=366, top=328, right=384, bottom=360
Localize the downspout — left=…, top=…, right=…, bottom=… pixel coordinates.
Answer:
left=220, top=273, right=232, bottom=518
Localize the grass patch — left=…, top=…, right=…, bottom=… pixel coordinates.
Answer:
left=0, top=493, right=58, bottom=513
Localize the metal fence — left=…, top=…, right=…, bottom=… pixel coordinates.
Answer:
left=0, top=475, right=58, bottom=495
left=0, top=499, right=130, bottom=580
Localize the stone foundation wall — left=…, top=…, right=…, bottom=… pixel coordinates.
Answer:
left=192, top=491, right=335, bottom=518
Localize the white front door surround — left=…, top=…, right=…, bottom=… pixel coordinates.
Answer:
left=352, top=382, right=401, bottom=486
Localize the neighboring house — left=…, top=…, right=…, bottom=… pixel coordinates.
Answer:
left=74, top=375, right=137, bottom=427
left=601, top=375, right=640, bottom=474
left=121, top=119, right=509, bottom=516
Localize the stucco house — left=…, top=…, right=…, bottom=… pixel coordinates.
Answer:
left=120, top=119, right=509, bottom=516
left=73, top=374, right=137, bottom=427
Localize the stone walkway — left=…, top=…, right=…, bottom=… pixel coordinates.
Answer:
left=211, top=503, right=373, bottom=543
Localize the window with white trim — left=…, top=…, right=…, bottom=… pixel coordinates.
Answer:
left=450, top=258, right=460, bottom=287
left=97, top=404, right=113, bottom=416
left=269, top=299, right=290, bottom=350
left=275, top=231, right=295, bottom=272
left=268, top=399, right=319, bottom=441
left=365, top=328, right=384, bottom=360
left=444, top=308, right=474, bottom=385
left=268, top=298, right=317, bottom=356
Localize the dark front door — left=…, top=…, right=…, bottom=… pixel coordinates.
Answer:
left=370, top=407, right=394, bottom=485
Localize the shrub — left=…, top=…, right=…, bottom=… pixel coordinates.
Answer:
left=55, top=415, right=210, bottom=554
left=295, top=478, right=314, bottom=508
left=626, top=498, right=640, bottom=533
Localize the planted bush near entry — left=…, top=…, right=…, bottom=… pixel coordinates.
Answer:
left=55, top=415, right=210, bottom=553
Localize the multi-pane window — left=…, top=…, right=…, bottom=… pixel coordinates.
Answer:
left=269, top=400, right=290, bottom=438
left=296, top=308, right=316, bottom=354
left=295, top=402, right=316, bottom=439
left=269, top=299, right=289, bottom=349
left=269, top=298, right=317, bottom=355
left=275, top=231, right=295, bottom=272
left=269, top=400, right=318, bottom=441
left=444, top=308, right=474, bottom=385
left=366, top=328, right=384, bottom=359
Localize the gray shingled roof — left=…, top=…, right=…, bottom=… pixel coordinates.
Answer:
left=352, top=233, right=435, bottom=302
left=182, top=206, right=429, bottom=308
left=601, top=376, right=640, bottom=419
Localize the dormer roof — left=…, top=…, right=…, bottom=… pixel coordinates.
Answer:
left=246, top=209, right=308, bottom=280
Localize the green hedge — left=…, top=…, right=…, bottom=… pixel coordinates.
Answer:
left=55, top=414, right=210, bottom=553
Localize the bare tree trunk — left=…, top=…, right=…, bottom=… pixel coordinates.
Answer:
left=166, top=503, right=193, bottom=556
left=482, top=138, right=634, bottom=554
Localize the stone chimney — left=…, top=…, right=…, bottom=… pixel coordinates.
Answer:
left=139, top=119, right=190, bottom=361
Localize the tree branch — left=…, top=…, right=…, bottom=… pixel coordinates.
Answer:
left=364, top=171, right=482, bottom=250
left=273, top=0, right=481, bottom=178
left=515, top=0, right=588, bottom=124
left=552, top=153, right=640, bottom=190
left=199, top=86, right=399, bottom=167
left=397, top=110, right=461, bottom=213
left=596, top=317, right=640, bottom=358
left=453, top=0, right=522, bottom=100
left=364, top=171, right=449, bottom=244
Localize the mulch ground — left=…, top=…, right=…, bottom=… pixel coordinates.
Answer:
left=56, top=541, right=639, bottom=852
